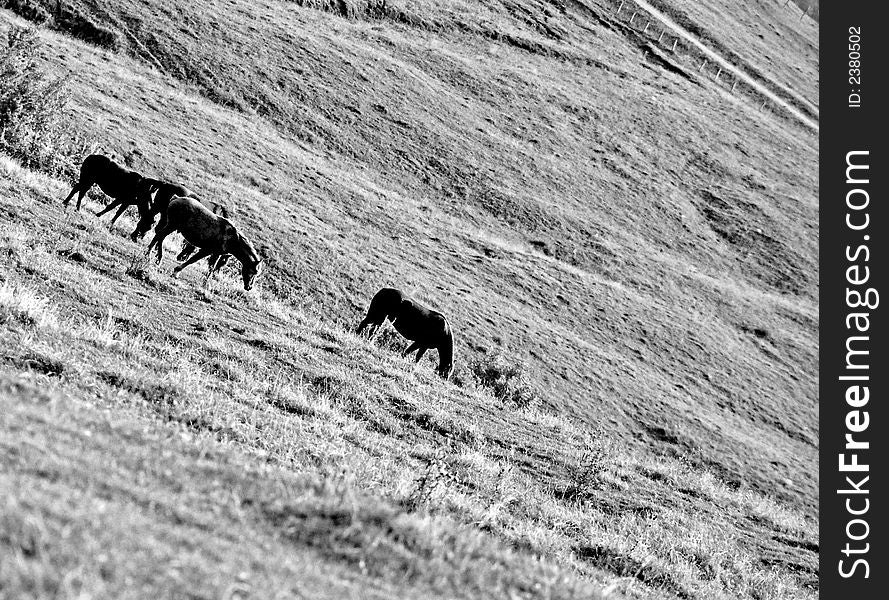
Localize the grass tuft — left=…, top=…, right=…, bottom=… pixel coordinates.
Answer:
left=561, top=432, right=617, bottom=501
left=466, top=349, right=540, bottom=410
left=0, top=280, right=58, bottom=328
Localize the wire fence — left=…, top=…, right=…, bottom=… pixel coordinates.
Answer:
left=610, top=0, right=817, bottom=126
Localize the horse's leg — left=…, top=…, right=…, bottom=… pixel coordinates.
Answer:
left=130, top=199, right=152, bottom=241
left=75, top=181, right=93, bottom=211
left=107, top=203, right=130, bottom=229
left=147, top=225, right=174, bottom=263
left=402, top=341, right=421, bottom=358
left=147, top=232, right=169, bottom=263
left=96, top=198, right=123, bottom=217
left=203, top=254, right=224, bottom=286
left=147, top=211, right=174, bottom=263
left=132, top=210, right=155, bottom=242
left=414, top=347, right=428, bottom=363
left=202, top=253, right=229, bottom=274
left=172, top=247, right=214, bottom=277
left=62, top=184, right=80, bottom=208
left=202, top=261, right=215, bottom=287
left=177, top=242, right=197, bottom=262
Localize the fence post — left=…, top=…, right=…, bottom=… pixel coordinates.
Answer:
left=658, top=30, right=665, bottom=42
left=699, top=58, right=707, bottom=72
left=671, top=38, right=678, bottom=52
left=617, top=1, right=625, bottom=14
left=643, top=22, right=650, bottom=34
left=714, top=68, right=722, bottom=81
left=731, top=79, right=737, bottom=92
left=630, top=12, right=637, bottom=25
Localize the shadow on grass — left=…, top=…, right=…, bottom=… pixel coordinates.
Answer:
left=96, top=371, right=227, bottom=435
left=575, top=544, right=693, bottom=600
left=4, top=352, right=65, bottom=377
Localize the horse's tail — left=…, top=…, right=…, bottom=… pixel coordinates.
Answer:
left=437, top=315, right=454, bottom=379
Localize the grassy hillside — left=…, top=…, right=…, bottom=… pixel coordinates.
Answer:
left=1, top=0, right=818, bottom=598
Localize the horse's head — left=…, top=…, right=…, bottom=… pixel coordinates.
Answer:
left=241, top=258, right=263, bottom=291
left=231, top=231, right=264, bottom=290
left=131, top=179, right=161, bottom=241
left=134, top=178, right=159, bottom=205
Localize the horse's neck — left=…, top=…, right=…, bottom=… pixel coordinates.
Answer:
left=228, top=234, right=258, bottom=265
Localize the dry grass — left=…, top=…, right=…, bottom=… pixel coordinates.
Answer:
left=0, top=280, right=58, bottom=328
left=0, top=162, right=817, bottom=599
left=0, top=1, right=817, bottom=598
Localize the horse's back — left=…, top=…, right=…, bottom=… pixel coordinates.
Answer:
left=82, top=154, right=109, bottom=173
left=155, top=182, right=224, bottom=216
left=85, top=154, right=134, bottom=177
left=168, top=196, right=229, bottom=250
left=391, top=294, right=451, bottom=343
left=84, top=154, right=142, bottom=197
left=153, top=182, right=191, bottom=204
left=168, top=195, right=216, bottom=220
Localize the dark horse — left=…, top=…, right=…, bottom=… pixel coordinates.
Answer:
left=146, top=196, right=263, bottom=290
left=357, top=288, right=454, bottom=379
left=63, top=154, right=149, bottom=228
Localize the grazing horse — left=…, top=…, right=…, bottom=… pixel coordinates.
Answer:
left=131, top=179, right=228, bottom=241
left=63, top=154, right=148, bottom=228
left=146, top=196, right=263, bottom=290
left=131, top=178, right=231, bottom=271
left=357, top=288, right=454, bottom=379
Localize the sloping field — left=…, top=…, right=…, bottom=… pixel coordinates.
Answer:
left=1, top=0, right=818, bottom=598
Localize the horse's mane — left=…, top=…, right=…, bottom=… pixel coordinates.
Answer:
left=235, top=230, right=261, bottom=265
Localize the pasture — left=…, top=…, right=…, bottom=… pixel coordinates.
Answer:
left=0, top=0, right=817, bottom=598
